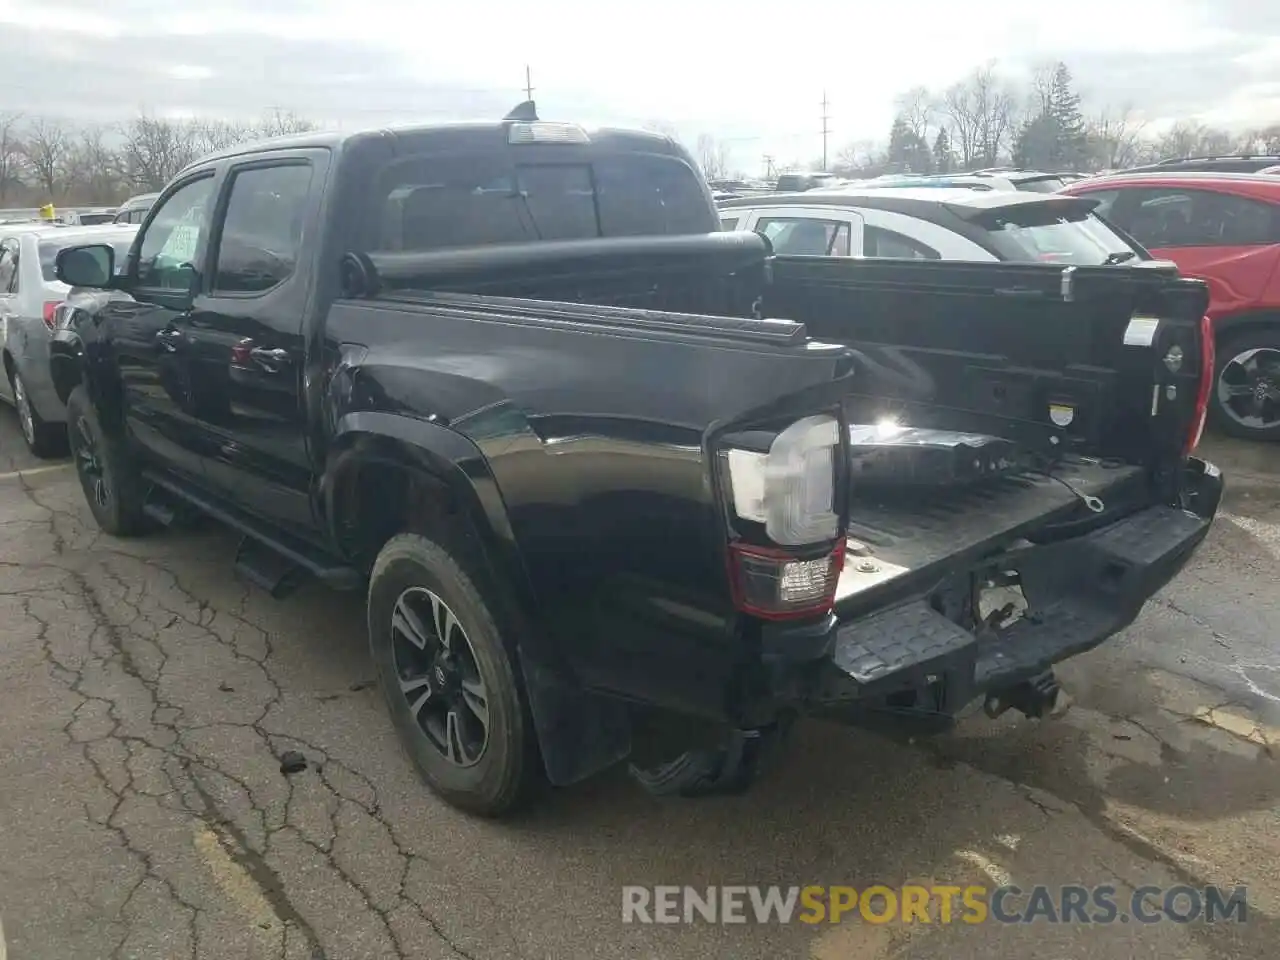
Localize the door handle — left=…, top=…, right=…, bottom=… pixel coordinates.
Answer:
left=249, top=347, right=291, bottom=371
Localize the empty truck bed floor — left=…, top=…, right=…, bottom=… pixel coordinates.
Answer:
left=845, top=460, right=1146, bottom=574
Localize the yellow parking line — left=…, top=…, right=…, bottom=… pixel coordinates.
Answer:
left=0, top=462, right=73, bottom=482
left=1194, top=706, right=1278, bottom=747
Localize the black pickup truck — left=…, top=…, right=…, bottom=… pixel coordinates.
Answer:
left=49, top=103, right=1224, bottom=816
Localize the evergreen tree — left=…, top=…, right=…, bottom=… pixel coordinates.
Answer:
left=933, top=128, right=953, bottom=173
left=887, top=115, right=935, bottom=173
left=1046, top=62, right=1086, bottom=168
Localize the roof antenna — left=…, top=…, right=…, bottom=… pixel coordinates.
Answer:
left=504, top=100, right=538, bottom=122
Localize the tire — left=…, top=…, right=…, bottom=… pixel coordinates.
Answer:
left=1208, top=326, right=1280, bottom=442
left=65, top=385, right=150, bottom=536
left=367, top=532, right=539, bottom=817
left=10, top=368, right=67, bottom=459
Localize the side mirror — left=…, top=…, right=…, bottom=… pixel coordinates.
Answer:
left=56, top=244, right=115, bottom=288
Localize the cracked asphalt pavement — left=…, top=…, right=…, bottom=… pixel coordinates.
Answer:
left=0, top=405, right=1277, bottom=960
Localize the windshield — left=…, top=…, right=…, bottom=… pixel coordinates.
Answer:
left=374, top=153, right=711, bottom=251
left=40, top=235, right=135, bottom=281
left=975, top=204, right=1144, bottom=265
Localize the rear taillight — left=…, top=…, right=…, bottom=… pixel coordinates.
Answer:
left=728, top=540, right=846, bottom=620
left=42, top=300, right=62, bottom=331
left=721, top=414, right=846, bottom=620
left=1185, top=314, right=1214, bottom=455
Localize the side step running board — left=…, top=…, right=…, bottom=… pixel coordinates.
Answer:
left=141, top=470, right=362, bottom=597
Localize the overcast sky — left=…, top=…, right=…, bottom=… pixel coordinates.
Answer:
left=4, top=0, right=1280, bottom=174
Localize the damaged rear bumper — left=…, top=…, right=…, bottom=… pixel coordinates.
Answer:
left=767, top=457, right=1224, bottom=731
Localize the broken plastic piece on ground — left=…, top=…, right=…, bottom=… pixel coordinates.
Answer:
left=278, top=750, right=308, bottom=775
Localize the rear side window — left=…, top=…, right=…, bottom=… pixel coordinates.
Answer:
left=756, top=217, right=851, bottom=256
left=975, top=204, right=1143, bottom=264
left=376, top=152, right=710, bottom=251
left=864, top=226, right=940, bottom=259
left=1014, top=177, right=1066, bottom=193
left=0, top=242, right=17, bottom=293
left=39, top=236, right=136, bottom=282
left=213, top=163, right=314, bottom=294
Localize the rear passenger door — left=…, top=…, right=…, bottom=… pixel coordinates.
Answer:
left=737, top=207, right=864, bottom=256
left=183, top=151, right=327, bottom=535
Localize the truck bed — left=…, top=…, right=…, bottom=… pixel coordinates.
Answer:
left=840, top=459, right=1145, bottom=590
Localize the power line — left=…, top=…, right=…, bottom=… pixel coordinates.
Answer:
left=820, top=90, right=831, bottom=170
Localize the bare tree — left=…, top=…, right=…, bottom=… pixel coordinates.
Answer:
left=942, top=81, right=980, bottom=168
left=1087, top=105, right=1149, bottom=170
left=895, top=86, right=934, bottom=143
left=941, top=64, right=1014, bottom=168
left=0, top=112, right=23, bottom=205
left=696, top=133, right=730, bottom=180
left=63, top=125, right=124, bottom=203
left=256, top=108, right=318, bottom=139
left=22, top=117, right=72, bottom=197
left=117, top=114, right=199, bottom=191
left=1156, top=121, right=1234, bottom=160
left=191, top=118, right=254, bottom=157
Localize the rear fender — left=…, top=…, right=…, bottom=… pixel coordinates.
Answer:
left=324, top=411, right=633, bottom=787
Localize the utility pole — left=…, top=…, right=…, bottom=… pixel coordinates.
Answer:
left=820, top=91, right=831, bottom=171
left=524, top=65, right=535, bottom=101
left=763, top=154, right=775, bottom=180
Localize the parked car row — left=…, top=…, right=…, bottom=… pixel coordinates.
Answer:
left=718, top=157, right=1280, bottom=443
left=0, top=221, right=139, bottom=456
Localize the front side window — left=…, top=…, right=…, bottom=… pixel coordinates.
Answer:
left=213, top=163, right=314, bottom=294
left=1118, top=188, right=1280, bottom=249
left=135, top=176, right=217, bottom=290
left=755, top=217, right=851, bottom=256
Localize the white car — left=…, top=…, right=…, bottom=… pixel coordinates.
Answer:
left=0, top=223, right=138, bottom=456
left=717, top=187, right=1146, bottom=264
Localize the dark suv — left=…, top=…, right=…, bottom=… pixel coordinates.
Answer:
left=1122, top=156, right=1280, bottom=175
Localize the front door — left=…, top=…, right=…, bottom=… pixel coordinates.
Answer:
left=103, top=173, right=219, bottom=480
left=1106, top=185, right=1280, bottom=317
left=183, top=154, right=325, bottom=535
left=0, top=238, right=19, bottom=404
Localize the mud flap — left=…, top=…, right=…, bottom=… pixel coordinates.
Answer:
left=518, top=654, right=633, bottom=787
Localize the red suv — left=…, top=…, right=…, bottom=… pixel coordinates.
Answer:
left=1061, top=171, right=1280, bottom=441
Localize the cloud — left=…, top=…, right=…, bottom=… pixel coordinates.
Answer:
left=3, top=0, right=1280, bottom=174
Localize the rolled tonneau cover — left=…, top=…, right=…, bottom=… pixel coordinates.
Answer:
left=342, top=230, right=771, bottom=296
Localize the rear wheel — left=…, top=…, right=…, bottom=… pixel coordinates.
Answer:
left=65, top=385, right=149, bottom=536
left=1210, top=328, right=1280, bottom=441
left=10, top=369, right=66, bottom=459
left=367, top=532, right=539, bottom=817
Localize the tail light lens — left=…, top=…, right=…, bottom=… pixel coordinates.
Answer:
left=721, top=413, right=845, bottom=620
left=1185, top=314, right=1214, bottom=455
left=42, top=300, right=63, bottom=331
left=724, top=415, right=840, bottom=544
left=728, top=540, right=846, bottom=620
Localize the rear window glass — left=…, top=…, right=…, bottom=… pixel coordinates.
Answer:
left=1014, top=177, right=1066, bottom=193
left=40, top=236, right=135, bottom=281
left=375, top=153, right=711, bottom=251
left=975, top=204, right=1144, bottom=265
